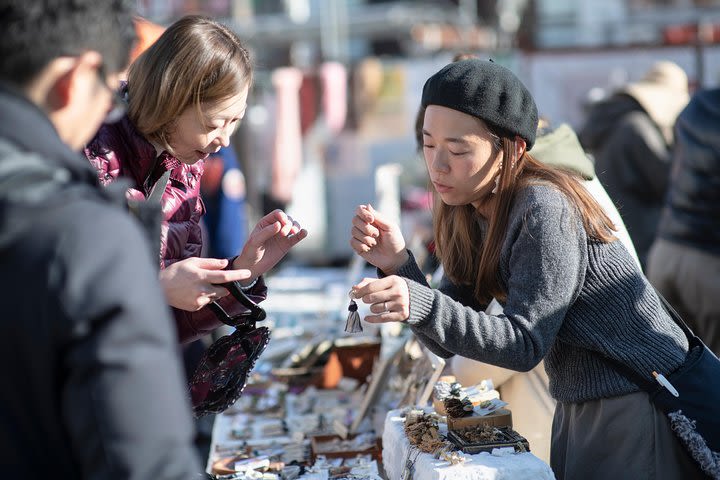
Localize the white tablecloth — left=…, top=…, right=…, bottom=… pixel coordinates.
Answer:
left=382, top=409, right=556, bottom=480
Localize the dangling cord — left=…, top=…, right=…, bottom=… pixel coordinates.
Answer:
left=345, top=288, right=363, bottom=333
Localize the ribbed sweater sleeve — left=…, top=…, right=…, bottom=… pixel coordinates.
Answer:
left=378, top=253, right=455, bottom=358
left=400, top=186, right=586, bottom=372
left=388, top=184, right=689, bottom=403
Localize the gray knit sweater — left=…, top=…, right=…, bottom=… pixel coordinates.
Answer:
left=395, top=184, right=689, bottom=403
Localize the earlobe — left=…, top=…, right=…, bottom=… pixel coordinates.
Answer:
left=515, top=136, right=527, bottom=158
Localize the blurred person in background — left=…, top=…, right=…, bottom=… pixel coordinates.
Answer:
left=201, top=145, right=248, bottom=260
left=647, top=88, right=720, bottom=356
left=84, top=15, right=307, bottom=345
left=350, top=59, right=700, bottom=479
left=0, top=0, right=204, bottom=477
left=579, top=61, right=689, bottom=269
left=128, top=15, right=164, bottom=72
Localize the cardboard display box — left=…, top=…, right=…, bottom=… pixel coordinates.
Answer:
left=272, top=340, right=381, bottom=390
left=446, top=408, right=513, bottom=431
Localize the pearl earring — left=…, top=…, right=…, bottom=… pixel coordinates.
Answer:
left=491, top=159, right=503, bottom=195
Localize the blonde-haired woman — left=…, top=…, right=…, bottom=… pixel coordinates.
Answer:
left=349, top=59, right=701, bottom=478
left=86, top=15, right=307, bottom=344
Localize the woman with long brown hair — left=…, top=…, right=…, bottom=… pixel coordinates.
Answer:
left=349, top=59, right=701, bottom=478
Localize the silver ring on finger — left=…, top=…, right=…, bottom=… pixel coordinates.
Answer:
left=382, top=301, right=388, bottom=312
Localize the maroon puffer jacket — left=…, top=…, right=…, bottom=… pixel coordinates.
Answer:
left=84, top=114, right=266, bottom=344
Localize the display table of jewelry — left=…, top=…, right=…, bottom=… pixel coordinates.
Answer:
left=382, top=409, right=555, bottom=480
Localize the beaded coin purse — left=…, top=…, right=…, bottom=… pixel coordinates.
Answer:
left=189, top=281, right=270, bottom=417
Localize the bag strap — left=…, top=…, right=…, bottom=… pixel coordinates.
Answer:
left=207, top=281, right=266, bottom=327
left=654, top=288, right=697, bottom=342
left=125, top=169, right=170, bottom=265
left=146, top=169, right=171, bottom=204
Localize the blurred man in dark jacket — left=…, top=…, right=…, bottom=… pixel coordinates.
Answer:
left=0, top=1, right=203, bottom=478
left=647, top=89, right=720, bottom=355
left=579, top=61, right=689, bottom=269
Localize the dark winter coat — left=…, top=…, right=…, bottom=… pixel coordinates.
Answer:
left=579, top=93, right=672, bottom=268
left=0, top=84, right=201, bottom=479
left=655, top=88, right=720, bottom=255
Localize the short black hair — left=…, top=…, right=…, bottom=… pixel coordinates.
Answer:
left=0, top=0, right=136, bottom=87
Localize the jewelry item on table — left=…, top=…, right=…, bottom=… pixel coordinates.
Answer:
left=345, top=288, right=363, bottom=333
left=449, top=382, right=463, bottom=398
left=515, top=440, right=528, bottom=453
left=444, top=396, right=474, bottom=418
left=438, top=445, right=466, bottom=465
left=404, top=411, right=444, bottom=453
left=460, top=424, right=504, bottom=443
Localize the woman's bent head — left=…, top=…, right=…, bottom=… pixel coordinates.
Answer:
left=421, top=59, right=615, bottom=303
left=127, top=15, right=252, bottom=163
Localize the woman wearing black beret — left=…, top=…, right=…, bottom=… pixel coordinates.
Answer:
left=349, top=59, right=702, bottom=478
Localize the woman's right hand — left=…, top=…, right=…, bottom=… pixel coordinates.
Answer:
left=350, top=204, right=408, bottom=274
left=159, top=257, right=252, bottom=311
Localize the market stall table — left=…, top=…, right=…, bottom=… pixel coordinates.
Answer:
left=382, top=409, right=556, bottom=480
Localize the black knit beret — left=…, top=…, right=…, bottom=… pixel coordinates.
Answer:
left=421, top=59, right=538, bottom=150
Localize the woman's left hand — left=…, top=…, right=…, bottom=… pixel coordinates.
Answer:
left=233, top=209, right=308, bottom=280
left=352, top=276, right=410, bottom=323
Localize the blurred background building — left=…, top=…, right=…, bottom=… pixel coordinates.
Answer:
left=135, top=0, right=720, bottom=264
